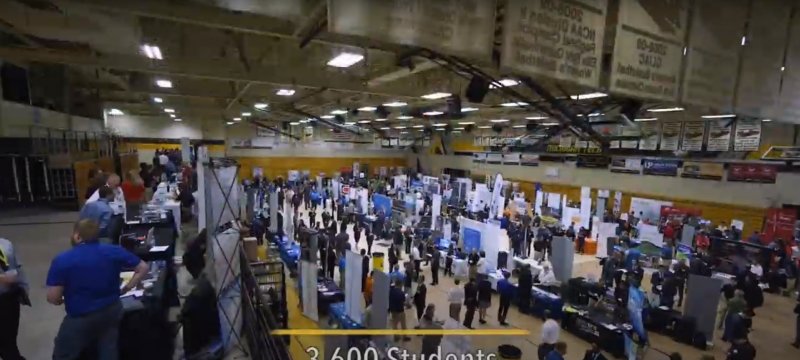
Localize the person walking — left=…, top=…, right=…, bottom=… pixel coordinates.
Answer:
left=47, top=219, right=149, bottom=359
left=463, top=278, right=478, bottom=329
left=545, top=342, right=567, bottom=360
left=447, top=279, right=464, bottom=321
left=791, top=295, right=800, bottom=348
left=538, top=310, right=560, bottom=360
left=389, top=280, right=411, bottom=342
left=477, top=276, right=492, bottom=324
left=365, top=227, right=374, bottom=255
left=360, top=249, right=370, bottom=292
left=413, top=276, right=428, bottom=327
left=497, top=272, right=514, bottom=326
left=0, top=237, right=29, bottom=360
left=518, top=265, right=533, bottom=314
left=430, top=249, right=440, bottom=286
left=419, top=305, right=443, bottom=358
left=467, top=249, right=479, bottom=281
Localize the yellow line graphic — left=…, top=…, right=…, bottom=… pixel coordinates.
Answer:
left=272, top=329, right=530, bottom=336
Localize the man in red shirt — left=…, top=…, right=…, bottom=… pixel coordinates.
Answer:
left=695, top=230, right=710, bottom=254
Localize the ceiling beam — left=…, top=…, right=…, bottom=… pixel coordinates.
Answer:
left=0, top=46, right=419, bottom=98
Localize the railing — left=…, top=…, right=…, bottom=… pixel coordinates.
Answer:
left=240, top=251, right=293, bottom=360
left=29, top=125, right=113, bottom=157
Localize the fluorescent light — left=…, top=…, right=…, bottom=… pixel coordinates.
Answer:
left=344, top=122, right=356, bottom=126
left=588, top=112, right=604, bottom=117
left=396, top=115, right=413, bottom=120
left=701, top=114, right=736, bottom=119
left=374, top=118, right=387, bottom=122
left=380, top=127, right=391, bottom=130
left=153, top=97, right=163, bottom=103
left=490, top=78, right=519, bottom=88
left=254, top=103, right=268, bottom=110
left=330, top=109, right=348, bottom=115
left=512, top=125, right=526, bottom=128
left=478, top=125, right=492, bottom=129
left=417, top=130, right=425, bottom=132
left=433, top=123, right=448, bottom=127
left=141, top=44, right=163, bottom=60
left=174, top=118, right=182, bottom=122
left=394, top=126, right=407, bottom=129
left=454, top=127, right=465, bottom=130
left=490, top=119, right=509, bottom=123
left=781, top=66, right=786, bottom=72
left=327, top=52, right=364, bottom=68
left=461, top=107, right=479, bottom=112
left=501, top=101, right=528, bottom=107
left=358, top=106, right=377, bottom=112
left=358, top=120, right=372, bottom=124
left=458, top=121, right=475, bottom=125
left=526, top=116, right=548, bottom=120
left=762, top=118, right=772, bottom=122
left=290, top=122, right=300, bottom=125
left=226, top=121, right=234, bottom=125
left=242, top=112, right=252, bottom=117
left=541, top=122, right=560, bottom=126
left=435, top=128, right=446, bottom=131
left=164, top=108, right=175, bottom=113
left=383, top=101, right=407, bottom=107
left=648, top=107, right=684, bottom=113
left=108, top=108, right=124, bottom=116
left=452, top=131, right=461, bottom=134
left=276, top=89, right=295, bottom=96
left=421, top=92, right=451, bottom=100
left=320, top=115, right=335, bottom=119
left=155, top=79, right=172, bottom=88
left=412, top=125, right=424, bottom=128
left=741, top=36, right=746, bottom=46
left=169, top=114, right=176, bottom=118
left=233, top=117, right=241, bottom=121
left=423, top=111, right=444, bottom=116
left=634, top=118, right=658, bottom=122
left=570, top=92, right=607, bottom=100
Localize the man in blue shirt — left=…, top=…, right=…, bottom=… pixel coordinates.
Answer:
left=388, top=281, right=410, bottom=342
left=46, top=219, right=149, bottom=360
left=497, top=271, right=515, bottom=326
left=624, top=242, right=642, bottom=271
left=79, top=186, right=114, bottom=238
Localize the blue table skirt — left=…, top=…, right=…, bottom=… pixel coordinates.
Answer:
left=328, top=302, right=363, bottom=329
left=511, top=284, right=564, bottom=319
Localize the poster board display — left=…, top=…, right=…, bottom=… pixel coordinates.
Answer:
left=681, top=161, right=724, bottom=181
left=503, top=152, right=521, bottom=165
left=328, top=0, right=497, bottom=60
left=485, top=152, right=503, bottom=164
left=727, top=164, right=778, bottom=184
left=733, top=119, right=762, bottom=152
left=609, top=0, right=689, bottom=102
left=609, top=157, right=642, bottom=174
left=472, top=152, right=486, bottom=163
left=520, top=153, right=540, bottom=166
left=642, top=159, right=679, bottom=177
left=500, top=0, right=609, bottom=88
left=461, top=218, right=483, bottom=254
left=344, top=251, right=363, bottom=321
left=300, top=260, right=319, bottom=321
left=706, top=120, right=733, bottom=151
left=630, top=197, right=673, bottom=225
left=680, top=122, right=705, bottom=151
left=659, top=122, right=682, bottom=151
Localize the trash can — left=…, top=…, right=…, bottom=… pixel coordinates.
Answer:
left=372, top=252, right=385, bottom=272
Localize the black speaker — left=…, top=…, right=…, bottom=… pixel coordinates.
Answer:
left=497, top=251, right=508, bottom=269
left=446, top=95, right=462, bottom=115
left=465, top=76, right=490, bottom=103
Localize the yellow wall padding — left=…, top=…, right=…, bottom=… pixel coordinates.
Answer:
left=450, top=137, right=482, bottom=153
left=119, top=153, right=139, bottom=179
left=234, top=157, right=407, bottom=180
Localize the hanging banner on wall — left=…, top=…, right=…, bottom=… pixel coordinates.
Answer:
left=504, top=152, right=521, bottom=165
left=638, top=121, right=660, bottom=150
left=472, top=152, right=486, bottom=163
left=706, top=120, right=733, bottom=151
left=727, top=164, right=778, bottom=184
left=733, top=119, right=762, bottom=151
left=680, top=122, right=705, bottom=151
left=576, top=155, right=610, bottom=168
left=680, top=0, right=748, bottom=111
left=609, top=157, right=642, bottom=174
left=659, top=122, right=682, bottom=151
left=734, top=0, right=793, bottom=118
left=500, top=0, right=609, bottom=88
left=328, top=0, right=497, bottom=60
left=642, top=158, right=680, bottom=176
left=778, top=13, right=800, bottom=120
left=681, top=161, right=724, bottom=181
left=485, top=152, right=503, bottom=164
left=520, top=153, right=540, bottom=166
left=608, top=0, right=689, bottom=102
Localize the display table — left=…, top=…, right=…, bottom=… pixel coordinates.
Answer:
left=645, top=306, right=682, bottom=334
left=512, top=256, right=543, bottom=277
left=562, top=306, right=628, bottom=358
left=317, top=277, right=345, bottom=315
left=531, top=286, right=563, bottom=319
left=328, top=302, right=364, bottom=329
left=277, top=240, right=301, bottom=270
left=488, top=269, right=513, bottom=291
left=162, top=199, right=181, bottom=231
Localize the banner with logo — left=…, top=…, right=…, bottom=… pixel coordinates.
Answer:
left=727, top=164, right=778, bottom=183
left=734, top=119, right=762, bottom=151
left=680, top=122, right=705, bottom=151
left=706, top=120, right=733, bottom=151
left=609, top=157, right=642, bottom=174
left=472, top=152, right=486, bottom=163
left=576, top=155, right=611, bottom=168
left=520, top=153, right=540, bottom=167
left=486, top=152, right=503, bottom=164
left=328, top=0, right=497, bottom=60
left=638, top=121, right=659, bottom=150
left=659, top=122, right=682, bottom=151
left=609, top=0, right=689, bottom=102
left=501, top=0, right=609, bottom=88
left=504, top=152, right=521, bottom=165
left=681, top=161, right=724, bottom=181
left=642, top=159, right=680, bottom=176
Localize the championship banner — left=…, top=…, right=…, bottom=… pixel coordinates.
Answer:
left=500, top=0, right=609, bottom=88
left=609, top=157, right=642, bottom=174
left=659, top=122, right=682, bottom=151
left=642, top=159, right=680, bottom=176
left=472, top=152, right=486, bottom=163
left=328, top=0, right=497, bottom=60
left=734, top=0, right=793, bottom=118
left=706, top=120, right=733, bottom=152
left=638, top=121, right=659, bottom=150
left=778, top=13, right=800, bottom=120
left=680, top=0, right=748, bottom=110
left=486, top=152, right=503, bottom=164
left=576, top=155, right=610, bottom=168
left=504, top=152, right=521, bottom=165
left=727, top=164, right=778, bottom=184
left=520, top=153, right=540, bottom=166
left=733, top=119, right=762, bottom=151
left=680, top=122, right=705, bottom=151
left=609, top=0, right=689, bottom=102
left=681, top=161, right=724, bottom=181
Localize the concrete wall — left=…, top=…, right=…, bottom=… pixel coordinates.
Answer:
left=106, top=114, right=224, bottom=140
left=0, top=100, right=104, bottom=137
left=412, top=154, right=800, bottom=209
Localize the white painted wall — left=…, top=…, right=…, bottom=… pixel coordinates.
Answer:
left=106, top=114, right=224, bottom=140
left=0, top=100, right=104, bottom=137
left=412, top=154, right=800, bottom=208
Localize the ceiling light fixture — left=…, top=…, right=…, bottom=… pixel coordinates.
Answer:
left=490, top=78, right=519, bottom=88
left=761, top=118, right=772, bottom=122
left=226, top=121, right=234, bottom=125
left=242, top=112, right=252, bottom=117
left=490, top=119, right=509, bottom=123
left=320, top=115, right=335, bottom=119
left=588, top=112, right=604, bottom=117
left=357, top=106, right=377, bottom=112
left=647, top=107, right=684, bottom=113
left=345, top=122, right=356, bottom=126
left=541, top=122, right=560, bottom=126
left=423, top=111, right=444, bottom=116
left=153, top=97, right=163, bottom=103
left=570, top=92, right=608, bottom=100
left=290, top=122, right=300, bottom=125
left=461, top=107, right=479, bottom=112
left=276, top=89, right=296, bottom=96
left=358, top=120, right=372, bottom=124
left=634, top=118, right=658, bottom=122
left=380, top=127, right=391, bottom=130
left=141, top=44, right=163, bottom=60
left=383, top=101, right=407, bottom=107
left=396, top=115, right=413, bottom=120
left=155, top=79, right=172, bottom=88
left=108, top=108, right=124, bottom=116
left=254, top=103, right=268, bottom=110
left=374, top=118, right=388, bottom=122
left=164, top=108, right=175, bottom=113
left=435, top=128, right=446, bottom=131
left=701, top=114, right=736, bottom=119
left=433, top=123, right=448, bottom=127
left=454, top=127, right=465, bottom=130
left=233, top=117, right=241, bottom=121
left=781, top=66, right=786, bottom=72
left=512, top=125, right=526, bottom=128
left=741, top=36, right=746, bottom=46
left=327, top=52, right=364, bottom=68
left=169, top=114, right=176, bottom=118
left=174, top=118, right=182, bottom=122
left=394, top=126, right=407, bottom=129
left=525, top=116, right=548, bottom=120
left=400, top=131, right=409, bottom=134
left=421, top=92, right=452, bottom=100
left=478, top=125, right=492, bottom=129
left=458, top=121, right=475, bottom=125
left=330, top=109, right=348, bottom=115
left=412, top=125, right=424, bottom=128
left=501, top=101, right=528, bottom=107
